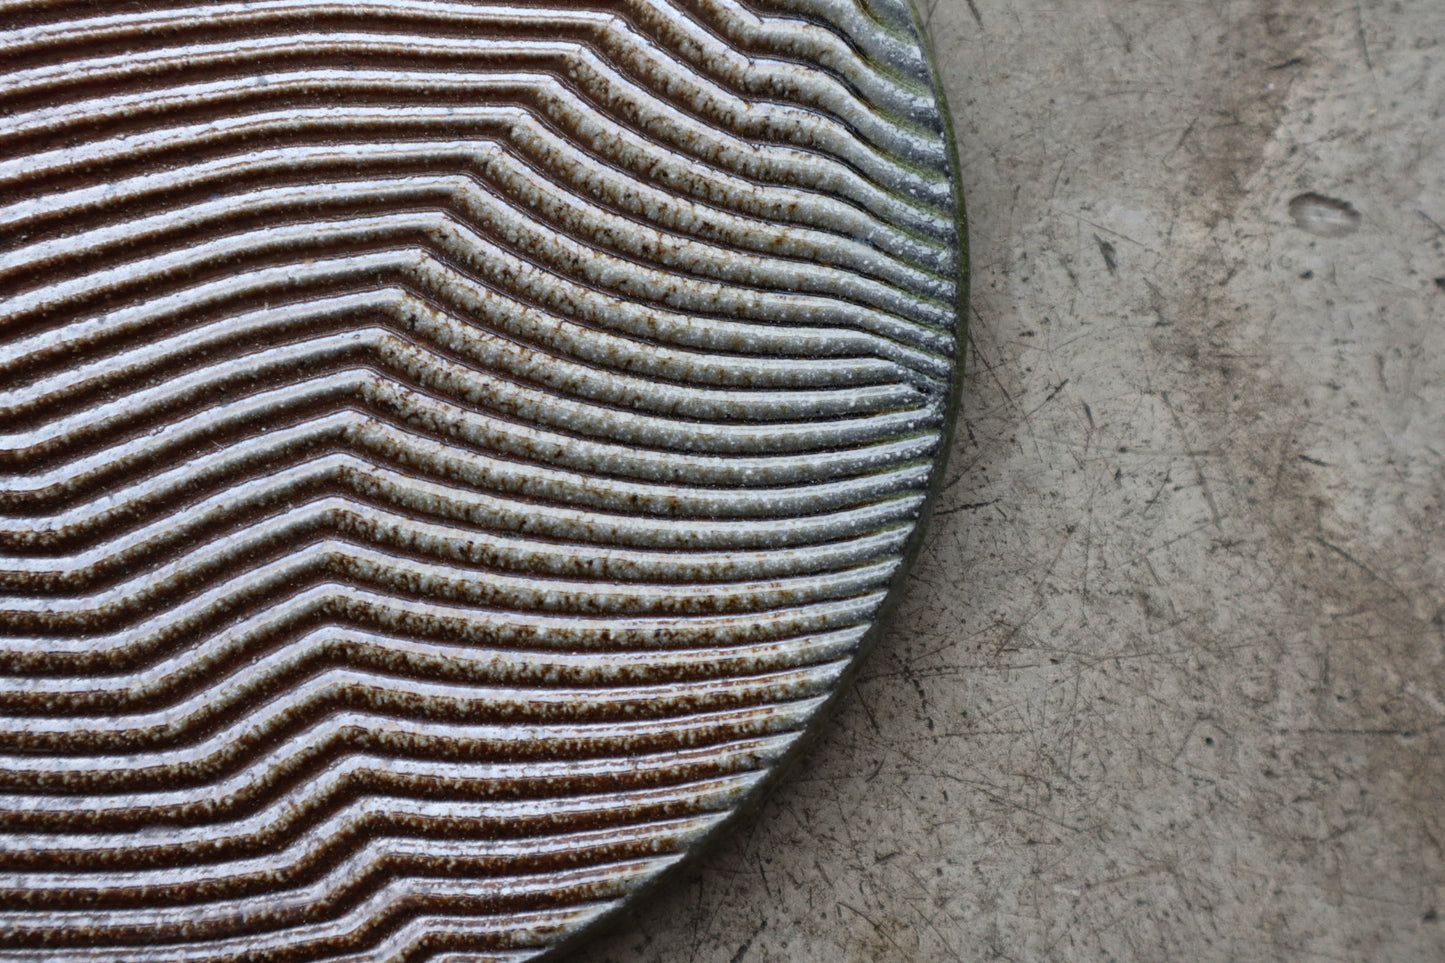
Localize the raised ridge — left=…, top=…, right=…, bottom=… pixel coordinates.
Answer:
left=0, top=0, right=962, bottom=959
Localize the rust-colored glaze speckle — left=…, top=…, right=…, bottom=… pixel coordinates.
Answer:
left=0, top=0, right=962, bottom=959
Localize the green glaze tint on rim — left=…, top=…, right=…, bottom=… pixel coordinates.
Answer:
left=0, top=0, right=965, bottom=960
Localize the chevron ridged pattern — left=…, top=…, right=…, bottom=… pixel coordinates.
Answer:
left=0, top=0, right=962, bottom=959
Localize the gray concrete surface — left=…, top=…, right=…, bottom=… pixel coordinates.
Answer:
left=574, top=1, right=1445, bottom=959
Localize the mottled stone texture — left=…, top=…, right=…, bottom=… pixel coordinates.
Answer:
left=578, top=0, right=1445, bottom=960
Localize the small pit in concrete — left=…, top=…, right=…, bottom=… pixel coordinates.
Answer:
left=1289, top=192, right=1362, bottom=237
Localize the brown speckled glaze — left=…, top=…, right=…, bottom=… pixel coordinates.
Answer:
left=0, top=0, right=963, bottom=959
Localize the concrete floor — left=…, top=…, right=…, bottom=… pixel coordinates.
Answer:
left=575, top=1, right=1445, bottom=959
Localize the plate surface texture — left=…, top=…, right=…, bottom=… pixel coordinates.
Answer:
left=0, top=0, right=963, bottom=959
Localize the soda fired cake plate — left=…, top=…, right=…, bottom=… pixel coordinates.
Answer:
left=0, top=0, right=964, bottom=959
